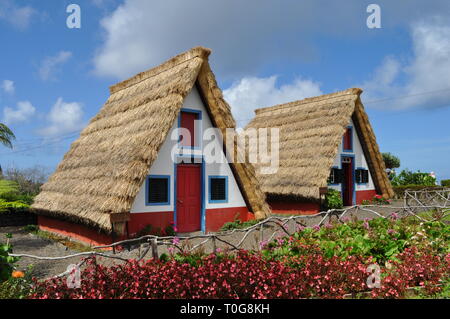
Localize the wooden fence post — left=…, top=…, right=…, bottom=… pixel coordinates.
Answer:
left=212, top=236, right=217, bottom=254
left=259, top=224, right=264, bottom=250
left=151, top=238, right=159, bottom=259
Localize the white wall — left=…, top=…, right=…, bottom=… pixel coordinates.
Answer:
left=328, top=119, right=375, bottom=192
left=130, top=86, right=246, bottom=213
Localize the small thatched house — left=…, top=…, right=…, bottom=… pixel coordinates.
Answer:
left=32, top=47, right=270, bottom=245
left=246, top=88, right=393, bottom=214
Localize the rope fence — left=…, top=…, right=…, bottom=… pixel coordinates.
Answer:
left=8, top=189, right=450, bottom=281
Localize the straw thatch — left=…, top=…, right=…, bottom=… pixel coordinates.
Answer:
left=32, top=47, right=270, bottom=233
left=245, top=88, right=394, bottom=202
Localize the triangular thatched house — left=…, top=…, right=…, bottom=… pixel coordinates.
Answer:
left=32, top=47, right=270, bottom=245
left=246, top=88, right=393, bottom=214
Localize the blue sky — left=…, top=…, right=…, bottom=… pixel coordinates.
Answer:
left=0, top=0, right=449, bottom=181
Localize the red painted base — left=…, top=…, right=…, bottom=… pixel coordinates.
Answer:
left=37, top=206, right=254, bottom=245
left=205, top=207, right=249, bottom=232
left=356, top=189, right=377, bottom=204
left=269, top=201, right=320, bottom=215
left=128, top=211, right=174, bottom=236
left=38, top=215, right=114, bottom=246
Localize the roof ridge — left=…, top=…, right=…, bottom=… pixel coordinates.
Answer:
left=109, top=46, right=211, bottom=94
left=254, top=88, right=362, bottom=115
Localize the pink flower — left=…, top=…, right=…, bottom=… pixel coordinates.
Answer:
left=363, top=219, right=370, bottom=230
left=172, top=237, right=180, bottom=245
left=340, top=216, right=350, bottom=223
left=259, top=240, right=269, bottom=249
left=390, top=212, right=399, bottom=220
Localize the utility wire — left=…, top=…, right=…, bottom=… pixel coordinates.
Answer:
left=3, top=87, right=450, bottom=154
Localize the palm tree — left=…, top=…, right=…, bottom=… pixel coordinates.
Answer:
left=0, top=123, right=15, bottom=149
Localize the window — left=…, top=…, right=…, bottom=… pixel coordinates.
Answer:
left=146, top=175, right=170, bottom=205
left=343, top=127, right=353, bottom=152
left=209, top=176, right=228, bottom=203
left=179, top=109, right=201, bottom=148
left=328, top=167, right=343, bottom=184
left=355, top=169, right=369, bottom=184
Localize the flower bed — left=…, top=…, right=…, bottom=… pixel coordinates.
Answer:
left=29, top=246, right=448, bottom=299
left=8, top=215, right=450, bottom=299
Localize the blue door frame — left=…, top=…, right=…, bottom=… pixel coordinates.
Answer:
left=340, top=154, right=356, bottom=206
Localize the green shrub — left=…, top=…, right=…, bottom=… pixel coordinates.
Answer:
left=220, top=218, right=260, bottom=232
left=361, top=194, right=391, bottom=205
left=441, top=179, right=450, bottom=187
left=22, top=225, right=39, bottom=233
left=0, top=265, right=34, bottom=299
left=0, top=179, right=32, bottom=212
left=391, top=169, right=436, bottom=187
left=324, top=188, right=343, bottom=209
left=164, top=223, right=176, bottom=236
left=0, top=234, right=19, bottom=282
left=382, top=152, right=401, bottom=169
left=264, top=216, right=449, bottom=263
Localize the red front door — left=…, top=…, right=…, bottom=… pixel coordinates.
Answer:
left=342, top=157, right=354, bottom=206
left=176, top=164, right=201, bottom=232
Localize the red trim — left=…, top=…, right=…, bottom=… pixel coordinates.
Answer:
left=356, top=189, right=377, bottom=204
left=38, top=216, right=114, bottom=246
left=205, top=207, right=249, bottom=232
left=269, top=201, right=320, bottom=215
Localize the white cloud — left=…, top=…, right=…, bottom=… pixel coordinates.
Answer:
left=1, top=80, right=15, bottom=94
left=92, top=0, right=450, bottom=81
left=92, top=0, right=361, bottom=80
left=39, top=51, right=73, bottom=81
left=3, top=101, right=36, bottom=125
left=224, top=76, right=322, bottom=126
left=38, top=98, right=84, bottom=137
left=0, top=0, right=36, bottom=30
left=361, top=18, right=450, bottom=109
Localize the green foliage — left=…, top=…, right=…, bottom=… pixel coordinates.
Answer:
left=220, top=217, right=260, bottom=232
left=22, top=225, right=39, bottom=233
left=382, top=152, right=401, bottom=169
left=441, top=179, right=450, bottom=187
left=0, top=123, right=15, bottom=149
left=134, top=224, right=168, bottom=237
left=4, top=166, right=49, bottom=196
left=0, top=179, right=19, bottom=195
left=0, top=266, right=34, bottom=299
left=361, top=194, right=391, bottom=205
left=173, top=252, right=205, bottom=267
left=164, top=224, right=176, bottom=236
left=324, top=188, right=343, bottom=209
left=391, top=169, right=436, bottom=187
left=0, top=179, right=32, bottom=212
left=0, top=234, right=20, bottom=282
left=263, top=216, right=449, bottom=264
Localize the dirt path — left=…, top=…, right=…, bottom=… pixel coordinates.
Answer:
left=1, top=226, right=81, bottom=279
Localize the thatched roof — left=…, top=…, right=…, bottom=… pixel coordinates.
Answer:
left=32, top=47, right=270, bottom=233
left=245, top=88, right=394, bottom=201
